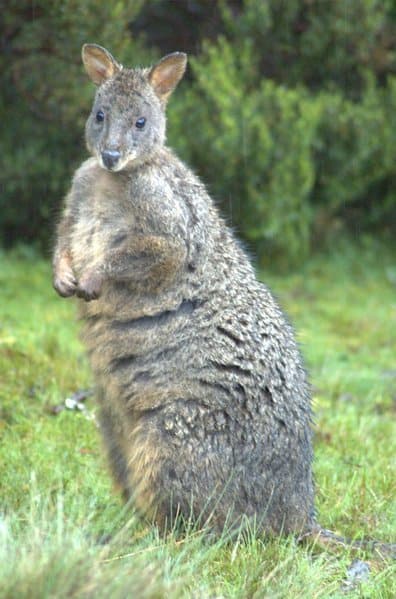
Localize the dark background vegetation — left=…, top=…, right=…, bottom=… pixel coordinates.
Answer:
left=1, top=0, right=396, bottom=266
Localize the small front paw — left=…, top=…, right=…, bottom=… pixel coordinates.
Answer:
left=76, top=272, right=103, bottom=302
left=53, top=271, right=77, bottom=298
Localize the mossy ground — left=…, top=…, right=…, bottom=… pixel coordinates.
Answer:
left=0, top=239, right=395, bottom=598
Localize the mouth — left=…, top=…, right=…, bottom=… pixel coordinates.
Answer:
left=99, top=160, right=123, bottom=172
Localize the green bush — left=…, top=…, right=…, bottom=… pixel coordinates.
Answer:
left=170, top=38, right=321, bottom=262
left=0, top=0, right=151, bottom=250
left=167, top=0, right=396, bottom=264
left=313, top=78, right=396, bottom=221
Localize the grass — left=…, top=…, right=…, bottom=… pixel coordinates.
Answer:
left=0, top=237, right=395, bottom=598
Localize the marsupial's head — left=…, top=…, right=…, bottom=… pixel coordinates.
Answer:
left=82, top=44, right=187, bottom=172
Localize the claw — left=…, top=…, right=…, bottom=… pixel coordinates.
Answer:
left=53, top=275, right=77, bottom=298
left=76, top=272, right=103, bottom=302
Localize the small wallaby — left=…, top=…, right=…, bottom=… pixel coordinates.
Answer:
left=53, top=44, right=394, bottom=556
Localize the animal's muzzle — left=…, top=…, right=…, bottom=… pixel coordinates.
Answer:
left=101, top=149, right=121, bottom=170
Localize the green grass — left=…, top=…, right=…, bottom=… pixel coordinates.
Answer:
left=0, top=238, right=395, bottom=598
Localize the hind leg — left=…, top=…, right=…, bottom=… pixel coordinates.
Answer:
left=125, top=401, right=238, bottom=532
left=97, top=394, right=131, bottom=500
left=125, top=400, right=316, bottom=536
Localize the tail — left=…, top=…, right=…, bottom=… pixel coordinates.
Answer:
left=298, top=527, right=396, bottom=560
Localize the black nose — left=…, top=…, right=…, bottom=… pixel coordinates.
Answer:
left=101, top=149, right=121, bottom=169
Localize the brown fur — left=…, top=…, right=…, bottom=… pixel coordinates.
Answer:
left=52, top=45, right=395, bottom=556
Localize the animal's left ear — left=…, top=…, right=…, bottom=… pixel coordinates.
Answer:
left=148, top=52, right=187, bottom=102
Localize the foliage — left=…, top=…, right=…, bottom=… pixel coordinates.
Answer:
left=168, top=0, right=396, bottom=264
left=1, top=0, right=396, bottom=264
left=0, top=0, right=151, bottom=249
left=0, top=241, right=395, bottom=596
left=218, top=0, right=396, bottom=96
left=170, top=37, right=321, bottom=262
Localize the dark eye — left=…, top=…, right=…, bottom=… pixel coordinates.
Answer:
left=96, top=110, right=105, bottom=123
left=135, top=117, right=146, bottom=129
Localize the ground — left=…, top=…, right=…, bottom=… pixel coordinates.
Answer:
left=0, top=238, right=395, bottom=598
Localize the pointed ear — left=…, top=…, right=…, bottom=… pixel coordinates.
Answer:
left=82, top=44, right=122, bottom=85
left=148, top=52, right=187, bottom=102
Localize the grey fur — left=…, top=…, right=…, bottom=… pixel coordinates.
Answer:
left=53, top=44, right=315, bottom=535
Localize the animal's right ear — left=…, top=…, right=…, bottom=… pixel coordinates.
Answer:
left=82, top=44, right=122, bottom=85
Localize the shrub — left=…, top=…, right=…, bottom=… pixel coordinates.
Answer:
left=0, top=0, right=151, bottom=250
left=170, top=38, right=321, bottom=263
left=1, top=0, right=395, bottom=264
left=167, top=0, right=396, bottom=264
